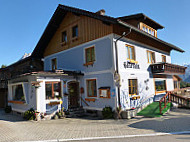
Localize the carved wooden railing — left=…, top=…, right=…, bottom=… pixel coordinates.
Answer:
left=159, top=92, right=171, bottom=114
left=170, top=93, right=190, bottom=108
left=150, top=63, right=186, bottom=75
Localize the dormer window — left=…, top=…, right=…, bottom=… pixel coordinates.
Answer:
left=140, top=22, right=157, bottom=37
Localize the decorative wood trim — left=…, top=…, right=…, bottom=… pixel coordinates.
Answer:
left=140, top=22, right=157, bottom=37
left=8, top=100, right=25, bottom=104
left=85, top=98, right=96, bottom=102
left=83, top=62, right=94, bottom=66
left=155, top=90, right=166, bottom=95
left=48, top=101, right=61, bottom=106
left=127, top=59, right=138, bottom=63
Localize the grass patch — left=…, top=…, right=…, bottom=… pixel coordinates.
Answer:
left=137, top=102, right=172, bottom=117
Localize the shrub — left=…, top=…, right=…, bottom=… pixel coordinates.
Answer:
left=102, top=106, right=113, bottom=119
left=4, top=106, right=12, bottom=113
left=23, top=108, right=36, bottom=120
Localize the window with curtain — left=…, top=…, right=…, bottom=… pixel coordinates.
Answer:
left=45, top=82, right=61, bottom=99
left=147, top=50, right=155, bottom=63
left=126, top=45, right=135, bottom=61
left=86, top=79, right=97, bottom=97
left=85, top=46, right=95, bottom=64
left=12, top=84, right=25, bottom=102
left=128, top=79, right=138, bottom=96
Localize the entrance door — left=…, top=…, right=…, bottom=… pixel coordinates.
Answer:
left=68, top=81, right=79, bottom=109
left=0, top=89, right=7, bottom=108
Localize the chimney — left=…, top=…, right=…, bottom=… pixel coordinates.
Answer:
left=96, top=9, right=105, bottom=16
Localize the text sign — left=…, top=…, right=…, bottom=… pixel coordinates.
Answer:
left=123, top=61, right=140, bottom=69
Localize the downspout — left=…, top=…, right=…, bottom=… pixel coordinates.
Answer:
left=114, top=29, right=131, bottom=108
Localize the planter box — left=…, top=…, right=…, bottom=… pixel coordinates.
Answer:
left=121, top=109, right=137, bottom=119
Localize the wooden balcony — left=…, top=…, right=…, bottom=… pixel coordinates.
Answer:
left=150, top=62, right=186, bottom=75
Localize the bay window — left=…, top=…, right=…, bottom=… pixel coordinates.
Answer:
left=12, top=84, right=25, bottom=102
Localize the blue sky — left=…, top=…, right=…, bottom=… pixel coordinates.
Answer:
left=0, top=0, right=189, bottom=66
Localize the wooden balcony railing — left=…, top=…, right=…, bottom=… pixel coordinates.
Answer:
left=170, top=93, right=190, bottom=108
left=150, top=62, right=186, bottom=75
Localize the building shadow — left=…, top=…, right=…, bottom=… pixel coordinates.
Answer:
left=129, top=110, right=190, bottom=133
left=0, top=109, right=25, bottom=122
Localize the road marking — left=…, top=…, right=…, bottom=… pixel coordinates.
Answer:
left=21, top=131, right=190, bottom=142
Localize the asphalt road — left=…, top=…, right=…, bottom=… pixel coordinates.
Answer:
left=69, top=134, right=190, bottom=142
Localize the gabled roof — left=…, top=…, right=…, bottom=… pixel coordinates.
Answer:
left=118, top=13, right=164, bottom=30
left=31, top=4, right=184, bottom=58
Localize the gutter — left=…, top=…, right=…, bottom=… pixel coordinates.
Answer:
left=114, top=29, right=131, bottom=108
left=117, top=20, right=184, bottom=53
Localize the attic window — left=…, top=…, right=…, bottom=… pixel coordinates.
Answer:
left=62, top=31, right=67, bottom=43
left=72, top=25, right=78, bottom=38
left=140, top=22, right=157, bottom=37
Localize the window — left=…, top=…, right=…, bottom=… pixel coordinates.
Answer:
left=147, top=50, right=155, bottom=63
left=72, top=25, right=78, bottom=38
left=84, top=46, right=95, bottom=65
left=12, top=84, right=25, bottom=102
left=162, top=55, right=166, bottom=63
left=99, top=87, right=110, bottom=98
left=86, top=79, right=97, bottom=97
left=140, top=22, right=157, bottom=37
left=61, top=31, right=67, bottom=43
left=128, top=79, right=138, bottom=96
left=51, top=58, right=57, bottom=71
left=174, top=81, right=178, bottom=89
left=126, top=45, right=135, bottom=61
left=155, top=79, right=166, bottom=92
left=45, top=82, right=61, bottom=99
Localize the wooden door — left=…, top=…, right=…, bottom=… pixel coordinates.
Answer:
left=68, top=82, right=79, bottom=109
left=0, top=89, right=7, bottom=108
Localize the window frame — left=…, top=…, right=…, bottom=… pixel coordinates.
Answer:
left=128, top=79, right=138, bottom=96
left=86, top=79, right=97, bottom=98
left=72, top=25, right=78, bottom=38
left=154, top=79, right=167, bottom=94
left=12, top=84, right=25, bottom=102
left=147, top=50, right=156, bottom=63
left=61, top=31, right=67, bottom=43
left=126, top=44, right=136, bottom=61
left=51, top=58, right=57, bottom=71
left=99, top=88, right=110, bottom=98
left=84, top=46, right=95, bottom=66
left=45, top=81, right=61, bottom=100
left=162, top=55, right=166, bottom=63
left=140, top=22, right=157, bottom=37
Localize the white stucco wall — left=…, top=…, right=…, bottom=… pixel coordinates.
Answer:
left=114, top=35, right=173, bottom=109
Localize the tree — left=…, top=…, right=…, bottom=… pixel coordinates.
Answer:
left=1, top=64, right=7, bottom=68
